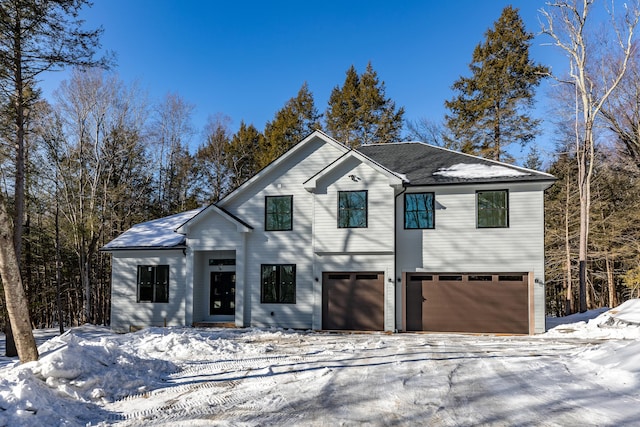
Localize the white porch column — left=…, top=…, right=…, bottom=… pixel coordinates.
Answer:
left=236, top=230, right=250, bottom=327
left=184, top=247, right=194, bottom=326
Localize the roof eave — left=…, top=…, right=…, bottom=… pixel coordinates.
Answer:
left=99, top=245, right=188, bottom=252
left=403, top=177, right=558, bottom=187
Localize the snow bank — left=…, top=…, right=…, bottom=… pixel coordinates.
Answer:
left=545, top=300, right=640, bottom=392
left=545, top=299, right=640, bottom=340
left=0, top=327, right=178, bottom=426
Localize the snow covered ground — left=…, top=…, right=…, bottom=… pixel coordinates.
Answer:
left=2, top=301, right=640, bottom=426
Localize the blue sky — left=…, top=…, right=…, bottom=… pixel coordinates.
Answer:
left=39, top=1, right=567, bottom=163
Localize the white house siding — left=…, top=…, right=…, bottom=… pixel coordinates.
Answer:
left=396, top=183, right=547, bottom=333
left=217, top=136, right=347, bottom=330
left=186, top=213, right=244, bottom=251
left=307, top=156, right=398, bottom=331
left=313, top=156, right=396, bottom=255
left=110, top=250, right=186, bottom=333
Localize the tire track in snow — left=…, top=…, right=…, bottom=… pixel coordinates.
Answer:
left=106, top=354, right=317, bottom=424
left=174, top=354, right=308, bottom=377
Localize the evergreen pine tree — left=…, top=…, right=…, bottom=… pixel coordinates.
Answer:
left=524, top=145, right=543, bottom=170
left=444, top=6, right=548, bottom=162
left=325, top=62, right=404, bottom=148
left=261, top=82, right=321, bottom=168
left=227, top=121, right=263, bottom=190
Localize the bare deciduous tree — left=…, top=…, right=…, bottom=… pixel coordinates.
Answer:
left=541, top=0, right=640, bottom=312
left=149, top=93, right=196, bottom=216
left=44, top=69, right=148, bottom=324
left=0, top=0, right=106, bottom=362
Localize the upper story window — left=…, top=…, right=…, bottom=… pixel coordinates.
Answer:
left=137, top=265, right=169, bottom=303
left=405, top=192, right=435, bottom=229
left=477, top=190, right=509, bottom=228
left=265, top=195, right=293, bottom=231
left=338, top=190, right=367, bottom=228
left=261, top=264, right=296, bottom=304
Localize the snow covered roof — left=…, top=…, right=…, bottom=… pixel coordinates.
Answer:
left=357, top=142, right=555, bottom=186
left=433, top=163, right=530, bottom=179
left=101, top=208, right=204, bottom=251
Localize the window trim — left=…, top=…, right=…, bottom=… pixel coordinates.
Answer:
left=404, top=192, right=435, bottom=229
left=264, top=195, right=293, bottom=231
left=337, top=190, right=368, bottom=228
left=476, top=189, right=509, bottom=228
left=137, top=265, right=170, bottom=303
left=260, top=264, right=296, bottom=304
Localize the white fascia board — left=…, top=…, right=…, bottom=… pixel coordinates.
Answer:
left=176, top=205, right=251, bottom=234
left=303, top=149, right=405, bottom=192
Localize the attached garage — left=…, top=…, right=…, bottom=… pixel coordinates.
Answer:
left=322, top=272, right=384, bottom=331
left=405, top=273, right=531, bottom=334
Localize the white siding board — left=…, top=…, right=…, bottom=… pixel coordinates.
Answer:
left=110, top=250, right=186, bottom=332
left=314, top=157, right=396, bottom=254
left=187, top=213, right=244, bottom=251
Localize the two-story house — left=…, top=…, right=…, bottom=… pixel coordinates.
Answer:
left=102, top=130, right=555, bottom=334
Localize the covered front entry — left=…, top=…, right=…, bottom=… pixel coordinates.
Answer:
left=405, top=273, right=529, bottom=334
left=322, top=272, right=384, bottom=331
left=209, top=271, right=236, bottom=316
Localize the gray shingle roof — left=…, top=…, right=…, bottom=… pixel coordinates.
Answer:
left=357, top=142, right=555, bottom=186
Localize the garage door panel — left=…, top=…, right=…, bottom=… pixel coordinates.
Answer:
left=407, top=273, right=528, bottom=334
left=322, top=272, right=384, bottom=331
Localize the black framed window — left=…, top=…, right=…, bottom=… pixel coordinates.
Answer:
left=261, top=264, right=296, bottom=304
left=265, top=195, right=293, bottom=231
left=137, top=265, right=169, bottom=303
left=338, top=190, right=367, bottom=228
left=477, top=190, right=509, bottom=228
left=405, top=192, right=435, bottom=229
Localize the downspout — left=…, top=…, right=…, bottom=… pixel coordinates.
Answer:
left=394, top=186, right=407, bottom=332
left=311, top=190, right=317, bottom=330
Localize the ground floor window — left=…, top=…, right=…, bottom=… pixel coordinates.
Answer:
left=261, top=264, right=296, bottom=303
left=137, top=265, right=169, bottom=303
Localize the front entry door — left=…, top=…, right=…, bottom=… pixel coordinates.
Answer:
left=210, top=272, right=235, bottom=316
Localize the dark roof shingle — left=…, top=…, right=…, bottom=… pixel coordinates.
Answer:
left=357, top=142, right=554, bottom=186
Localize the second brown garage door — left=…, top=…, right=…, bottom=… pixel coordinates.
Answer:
left=322, top=272, right=384, bottom=331
left=406, top=273, right=529, bottom=334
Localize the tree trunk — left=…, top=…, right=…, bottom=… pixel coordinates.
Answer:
left=564, top=175, right=574, bottom=315
left=4, top=318, right=17, bottom=357
left=577, top=125, right=593, bottom=313
left=55, top=199, right=64, bottom=334
left=605, top=255, right=616, bottom=308
left=0, top=198, right=38, bottom=363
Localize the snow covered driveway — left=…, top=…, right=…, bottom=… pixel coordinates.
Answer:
left=102, top=331, right=638, bottom=426
left=3, top=302, right=640, bottom=427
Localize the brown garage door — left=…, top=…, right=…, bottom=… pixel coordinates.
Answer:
left=322, top=272, right=384, bottom=331
left=406, top=273, right=529, bottom=334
